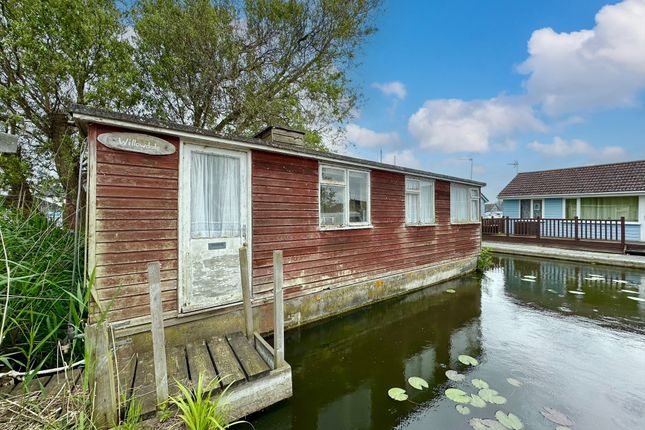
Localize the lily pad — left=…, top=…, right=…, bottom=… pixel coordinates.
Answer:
left=456, top=405, right=471, bottom=415
left=612, top=280, right=629, bottom=284
left=459, top=354, right=479, bottom=366
left=495, top=411, right=524, bottom=430
left=471, top=378, right=489, bottom=389
left=446, top=289, right=456, bottom=294
left=627, top=296, right=645, bottom=302
left=506, top=377, right=522, bottom=387
left=478, top=388, right=507, bottom=404
left=568, top=290, right=585, bottom=295
left=469, top=418, right=506, bottom=430
left=387, top=387, right=408, bottom=401
left=546, top=289, right=559, bottom=294
left=446, top=370, right=466, bottom=382
left=522, top=275, right=536, bottom=279
left=540, top=407, right=574, bottom=426
left=408, top=376, right=428, bottom=390
left=520, top=278, right=536, bottom=283
left=469, top=394, right=486, bottom=408
left=555, top=427, right=572, bottom=430
left=445, top=388, right=471, bottom=404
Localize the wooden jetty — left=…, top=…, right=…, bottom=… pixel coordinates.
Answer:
left=104, top=248, right=290, bottom=425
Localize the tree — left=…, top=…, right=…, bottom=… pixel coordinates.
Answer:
left=133, top=0, right=380, bottom=148
left=0, top=0, right=136, bottom=224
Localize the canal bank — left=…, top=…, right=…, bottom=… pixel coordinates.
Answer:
left=483, top=240, right=645, bottom=269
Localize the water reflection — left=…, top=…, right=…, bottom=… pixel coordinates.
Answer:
left=497, top=255, right=645, bottom=333
left=252, top=256, right=645, bottom=430
left=253, top=277, right=482, bottom=430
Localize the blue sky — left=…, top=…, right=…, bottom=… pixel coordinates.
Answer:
left=340, top=0, right=645, bottom=199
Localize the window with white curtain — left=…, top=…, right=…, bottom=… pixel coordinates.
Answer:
left=190, top=152, right=241, bottom=238
left=450, top=183, right=479, bottom=223
left=320, top=165, right=370, bottom=228
left=405, top=177, right=435, bottom=225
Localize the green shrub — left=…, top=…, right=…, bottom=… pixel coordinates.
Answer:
left=476, top=247, right=494, bottom=273
left=0, top=205, right=86, bottom=372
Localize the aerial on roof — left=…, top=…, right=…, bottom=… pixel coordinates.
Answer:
left=498, top=160, right=645, bottom=198
left=70, top=104, right=484, bottom=187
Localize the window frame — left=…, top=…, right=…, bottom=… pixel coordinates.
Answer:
left=561, top=196, right=639, bottom=223
left=450, top=183, right=480, bottom=224
left=319, top=164, right=371, bottom=230
left=405, top=176, right=436, bottom=226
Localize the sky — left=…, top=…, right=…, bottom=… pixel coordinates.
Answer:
left=339, top=0, right=645, bottom=200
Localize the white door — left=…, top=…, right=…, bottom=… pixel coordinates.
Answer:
left=181, top=144, right=248, bottom=311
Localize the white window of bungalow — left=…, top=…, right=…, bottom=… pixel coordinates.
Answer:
left=319, top=165, right=370, bottom=228
left=405, top=177, right=435, bottom=225
left=450, top=183, right=480, bottom=223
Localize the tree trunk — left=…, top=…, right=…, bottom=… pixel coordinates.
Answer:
left=49, top=112, right=83, bottom=229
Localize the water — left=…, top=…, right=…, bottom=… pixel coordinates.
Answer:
left=251, top=254, right=645, bottom=430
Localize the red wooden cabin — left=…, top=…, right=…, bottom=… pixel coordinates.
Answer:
left=72, top=105, right=484, bottom=341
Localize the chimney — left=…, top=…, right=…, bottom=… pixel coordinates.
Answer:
left=254, top=126, right=305, bottom=147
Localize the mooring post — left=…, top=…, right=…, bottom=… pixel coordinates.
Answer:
left=85, top=323, right=117, bottom=429
left=148, top=261, right=168, bottom=407
left=273, top=250, right=285, bottom=369
left=239, top=245, right=254, bottom=340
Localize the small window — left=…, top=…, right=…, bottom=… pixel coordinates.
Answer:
left=565, top=198, right=577, bottom=219
left=320, top=166, right=370, bottom=228
left=451, top=183, right=479, bottom=223
left=405, top=178, right=435, bottom=225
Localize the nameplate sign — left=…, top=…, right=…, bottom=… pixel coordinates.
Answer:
left=97, top=132, right=175, bottom=156
left=0, top=132, right=18, bottom=153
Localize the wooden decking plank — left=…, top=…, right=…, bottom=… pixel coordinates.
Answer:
left=166, top=345, right=190, bottom=396
left=207, top=336, right=246, bottom=387
left=186, top=341, right=220, bottom=390
left=42, top=368, right=82, bottom=399
left=226, top=332, right=270, bottom=381
left=131, top=352, right=157, bottom=415
left=115, top=352, right=137, bottom=402
left=21, top=374, right=52, bottom=396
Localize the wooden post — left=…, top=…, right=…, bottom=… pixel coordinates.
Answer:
left=148, top=261, right=168, bottom=407
left=536, top=216, right=541, bottom=240
left=620, top=216, right=626, bottom=250
left=505, top=217, right=510, bottom=237
left=574, top=216, right=579, bottom=241
left=273, top=250, right=285, bottom=369
left=239, top=245, right=254, bottom=341
left=86, top=323, right=117, bottom=429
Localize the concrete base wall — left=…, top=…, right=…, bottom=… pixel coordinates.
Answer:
left=121, top=256, right=477, bottom=352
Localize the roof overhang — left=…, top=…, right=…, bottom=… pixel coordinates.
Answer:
left=499, top=190, right=645, bottom=199
left=71, top=105, right=486, bottom=188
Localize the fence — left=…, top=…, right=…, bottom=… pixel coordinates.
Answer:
left=482, top=216, right=626, bottom=252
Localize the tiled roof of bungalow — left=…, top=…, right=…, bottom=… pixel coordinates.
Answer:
left=498, top=160, right=645, bottom=198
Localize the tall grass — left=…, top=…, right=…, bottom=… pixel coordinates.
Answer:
left=0, top=205, right=86, bottom=373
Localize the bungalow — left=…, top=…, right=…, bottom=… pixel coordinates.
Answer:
left=498, top=160, right=645, bottom=242
left=70, top=105, right=484, bottom=342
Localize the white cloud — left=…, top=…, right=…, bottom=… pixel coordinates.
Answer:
left=407, top=97, right=545, bottom=153
left=382, top=150, right=421, bottom=169
left=493, top=138, right=518, bottom=152
left=518, top=0, right=645, bottom=115
left=527, top=136, right=626, bottom=160
left=372, top=81, right=407, bottom=100
left=345, top=123, right=401, bottom=148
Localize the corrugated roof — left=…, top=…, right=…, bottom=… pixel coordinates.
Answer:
left=498, top=160, right=645, bottom=198
left=69, top=104, right=485, bottom=187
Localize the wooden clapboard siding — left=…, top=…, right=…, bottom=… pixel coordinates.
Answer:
left=90, top=124, right=179, bottom=322
left=251, top=150, right=480, bottom=294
